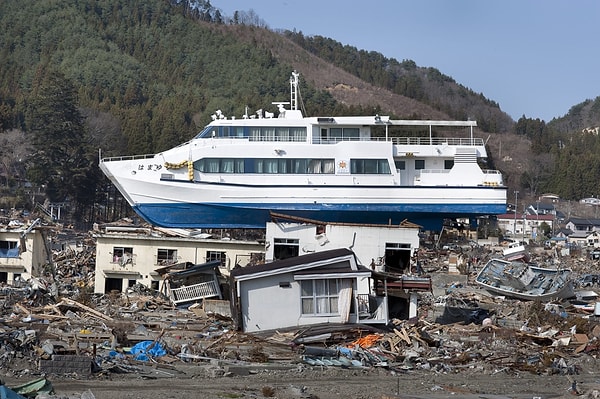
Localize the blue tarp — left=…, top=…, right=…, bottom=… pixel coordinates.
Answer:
left=0, top=386, right=27, bottom=399
left=0, top=247, right=20, bottom=258
left=129, top=340, right=167, bottom=361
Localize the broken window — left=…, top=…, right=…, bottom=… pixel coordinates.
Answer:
left=384, top=242, right=412, bottom=272
left=206, top=251, right=226, bottom=268
left=300, top=279, right=340, bottom=315
left=273, top=238, right=299, bottom=260
left=112, top=247, right=133, bottom=265
left=0, top=240, right=19, bottom=258
left=156, top=248, right=178, bottom=265
left=105, top=277, right=123, bottom=293
left=234, top=252, right=265, bottom=267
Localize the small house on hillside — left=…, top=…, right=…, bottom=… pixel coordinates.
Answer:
left=567, top=230, right=600, bottom=248
left=565, top=218, right=600, bottom=234
left=230, top=248, right=388, bottom=333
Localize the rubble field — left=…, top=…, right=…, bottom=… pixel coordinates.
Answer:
left=2, top=243, right=600, bottom=398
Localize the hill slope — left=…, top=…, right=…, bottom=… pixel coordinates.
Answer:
left=2, top=0, right=600, bottom=215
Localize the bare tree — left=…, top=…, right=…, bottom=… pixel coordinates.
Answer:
left=0, top=128, right=31, bottom=186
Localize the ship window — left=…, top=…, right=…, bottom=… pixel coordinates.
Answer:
left=330, top=128, right=342, bottom=141
left=275, top=128, right=290, bottom=141
left=444, top=160, right=454, bottom=169
left=293, top=159, right=308, bottom=173
left=415, top=159, right=425, bottom=170
left=247, top=127, right=306, bottom=141
left=250, top=127, right=261, bottom=141
left=273, top=238, right=299, bottom=260
left=233, top=126, right=245, bottom=137
left=256, top=159, right=281, bottom=173
left=328, top=127, right=359, bottom=142
left=194, top=125, right=215, bottom=139
left=194, top=159, right=244, bottom=173
left=196, top=158, right=334, bottom=174
left=300, top=279, right=340, bottom=315
left=321, top=129, right=327, bottom=142
left=343, top=128, right=359, bottom=139
left=263, top=127, right=276, bottom=141
left=395, top=160, right=406, bottom=170
left=350, top=159, right=391, bottom=174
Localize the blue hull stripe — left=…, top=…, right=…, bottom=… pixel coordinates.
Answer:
left=133, top=202, right=507, bottom=230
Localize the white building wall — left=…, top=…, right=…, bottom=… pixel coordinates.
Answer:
left=265, top=222, right=419, bottom=266
left=240, top=272, right=302, bottom=333
left=240, top=272, right=371, bottom=333
left=94, top=233, right=264, bottom=294
left=0, top=229, right=48, bottom=284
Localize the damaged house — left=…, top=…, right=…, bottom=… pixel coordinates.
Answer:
left=92, top=223, right=264, bottom=295
left=230, top=248, right=388, bottom=333
left=0, top=218, right=50, bottom=284
left=266, top=212, right=421, bottom=273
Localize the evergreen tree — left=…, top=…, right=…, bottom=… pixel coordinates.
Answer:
left=25, top=66, right=98, bottom=211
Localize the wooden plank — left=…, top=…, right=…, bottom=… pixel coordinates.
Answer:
left=59, top=298, right=114, bottom=321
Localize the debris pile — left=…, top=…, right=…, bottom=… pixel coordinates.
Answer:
left=1, top=228, right=600, bottom=397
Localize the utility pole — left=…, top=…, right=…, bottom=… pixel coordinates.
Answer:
left=514, top=191, right=519, bottom=237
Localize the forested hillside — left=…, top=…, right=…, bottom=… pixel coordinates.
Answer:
left=1, top=0, right=600, bottom=224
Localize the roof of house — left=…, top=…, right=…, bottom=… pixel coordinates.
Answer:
left=568, top=230, right=598, bottom=239
left=230, top=248, right=362, bottom=279
left=496, top=213, right=554, bottom=221
left=566, top=217, right=600, bottom=226
left=529, top=202, right=555, bottom=211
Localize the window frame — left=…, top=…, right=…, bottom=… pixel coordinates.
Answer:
left=156, top=248, right=178, bottom=266
left=300, top=278, right=341, bottom=316
left=112, top=247, right=134, bottom=265
left=206, top=250, right=226, bottom=268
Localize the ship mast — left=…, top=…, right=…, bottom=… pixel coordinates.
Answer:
left=290, top=71, right=299, bottom=111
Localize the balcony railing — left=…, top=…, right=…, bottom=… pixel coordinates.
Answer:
left=169, top=280, right=221, bottom=305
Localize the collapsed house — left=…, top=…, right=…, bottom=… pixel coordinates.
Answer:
left=0, top=218, right=51, bottom=284
left=230, top=248, right=388, bottom=332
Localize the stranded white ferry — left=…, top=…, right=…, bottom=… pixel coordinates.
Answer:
left=100, top=72, right=507, bottom=229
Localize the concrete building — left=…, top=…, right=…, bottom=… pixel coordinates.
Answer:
left=92, top=224, right=265, bottom=294
left=265, top=213, right=421, bottom=273
left=496, top=213, right=554, bottom=240
left=0, top=219, right=50, bottom=284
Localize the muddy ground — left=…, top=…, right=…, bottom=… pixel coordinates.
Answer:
left=3, top=360, right=600, bottom=399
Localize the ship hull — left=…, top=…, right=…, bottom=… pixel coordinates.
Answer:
left=112, top=178, right=506, bottom=229
left=132, top=200, right=506, bottom=229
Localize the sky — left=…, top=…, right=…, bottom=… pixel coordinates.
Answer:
left=217, top=1, right=600, bottom=122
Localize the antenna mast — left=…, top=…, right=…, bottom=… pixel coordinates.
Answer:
left=290, top=71, right=299, bottom=111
